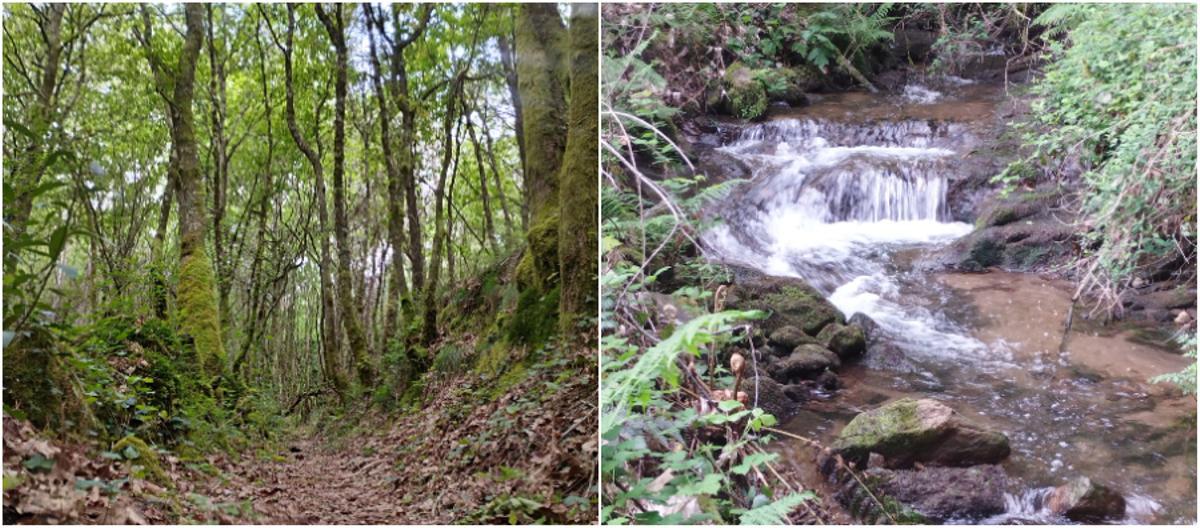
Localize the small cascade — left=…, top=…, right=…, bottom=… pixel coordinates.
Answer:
left=704, top=84, right=1195, bottom=525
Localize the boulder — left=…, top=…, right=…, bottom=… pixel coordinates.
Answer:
left=829, top=398, right=1010, bottom=469
left=921, top=186, right=1077, bottom=273
left=771, top=344, right=839, bottom=381
left=1047, top=477, right=1126, bottom=522
left=838, top=465, right=1008, bottom=523
left=744, top=373, right=797, bottom=420
left=721, top=62, right=768, bottom=120
left=768, top=325, right=820, bottom=352
left=817, top=323, right=866, bottom=360
left=725, top=275, right=842, bottom=336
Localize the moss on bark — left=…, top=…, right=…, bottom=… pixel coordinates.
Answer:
left=557, top=3, right=599, bottom=337
left=177, top=248, right=227, bottom=379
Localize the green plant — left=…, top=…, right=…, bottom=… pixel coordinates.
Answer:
left=997, top=4, right=1197, bottom=316
left=1151, top=331, right=1198, bottom=396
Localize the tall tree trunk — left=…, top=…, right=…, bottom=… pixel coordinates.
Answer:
left=558, top=3, right=599, bottom=337
left=479, top=103, right=517, bottom=238
left=316, top=3, right=373, bottom=387
left=465, top=107, right=498, bottom=253
left=497, top=27, right=527, bottom=232
left=391, top=5, right=431, bottom=295
left=276, top=4, right=345, bottom=395
left=364, top=4, right=411, bottom=350
left=422, top=77, right=462, bottom=347
left=514, top=4, right=568, bottom=292
left=206, top=4, right=233, bottom=334
left=7, top=4, right=65, bottom=241
left=139, top=4, right=226, bottom=379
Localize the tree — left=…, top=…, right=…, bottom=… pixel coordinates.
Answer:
left=316, top=3, right=373, bottom=386
left=136, top=3, right=226, bottom=380
left=558, top=3, right=598, bottom=336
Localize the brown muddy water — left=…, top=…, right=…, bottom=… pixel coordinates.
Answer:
left=703, top=78, right=1196, bottom=524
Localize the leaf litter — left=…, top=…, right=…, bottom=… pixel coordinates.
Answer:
left=4, top=346, right=598, bottom=524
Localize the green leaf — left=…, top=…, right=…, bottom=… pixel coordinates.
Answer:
left=674, top=473, right=722, bottom=496
left=22, top=454, right=55, bottom=473
left=122, top=445, right=140, bottom=460
left=737, top=491, right=815, bottom=525
left=48, top=225, right=69, bottom=259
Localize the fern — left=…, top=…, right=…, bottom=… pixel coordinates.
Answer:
left=737, top=491, right=816, bottom=525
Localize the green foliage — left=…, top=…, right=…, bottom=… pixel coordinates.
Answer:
left=734, top=491, right=816, bottom=525
left=505, top=286, right=560, bottom=349
left=1151, top=332, right=1198, bottom=396
left=998, top=4, right=1197, bottom=312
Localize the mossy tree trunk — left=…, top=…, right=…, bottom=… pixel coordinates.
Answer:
left=515, top=3, right=568, bottom=299
left=557, top=3, right=599, bottom=337
left=138, top=4, right=226, bottom=380
left=316, top=4, right=373, bottom=387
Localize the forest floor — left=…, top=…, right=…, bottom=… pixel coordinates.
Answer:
left=3, top=348, right=598, bottom=525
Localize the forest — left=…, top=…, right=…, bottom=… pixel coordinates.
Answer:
left=3, top=2, right=597, bottom=524
left=601, top=3, right=1196, bottom=525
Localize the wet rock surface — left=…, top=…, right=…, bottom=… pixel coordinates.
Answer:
left=725, top=275, right=843, bottom=336
left=841, top=464, right=1009, bottom=523
left=1047, top=477, right=1126, bottom=522
left=829, top=398, right=1011, bottom=469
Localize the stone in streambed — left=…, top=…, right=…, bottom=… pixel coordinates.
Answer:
left=768, top=325, right=821, bottom=352
left=829, top=398, right=1011, bottom=470
left=1047, top=477, right=1126, bottom=522
left=837, top=464, right=1008, bottom=523
left=770, top=344, right=839, bottom=381
left=743, top=373, right=798, bottom=420
left=817, top=323, right=866, bottom=360
left=725, top=275, right=842, bottom=336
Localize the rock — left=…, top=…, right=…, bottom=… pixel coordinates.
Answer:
left=842, top=465, right=1008, bottom=523
left=829, top=398, right=1010, bottom=470
left=1047, top=477, right=1126, bottom=522
left=722, top=62, right=768, bottom=120
left=921, top=186, right=1078, bottom=273
left=848, top=312, right=879, bottom=341
left=693, top=148, right=752, bottom=187
left=817, top=323, right=866, bottom=360
left=768, top=325, right=820, bottom=352
left=725, top=275, right=842, bottom=336
left=771, top=344, right=839, bottom=381
left=1130, top=286, right=1196, bottom=312
left=744, top=373, right=797, bottom=420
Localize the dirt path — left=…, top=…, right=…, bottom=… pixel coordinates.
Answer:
left=217, top=436, right=412, bottom=524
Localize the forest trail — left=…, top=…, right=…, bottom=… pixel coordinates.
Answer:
left=3, top=350, right=597, bottom=525
left=208, top=435, right=404, bottom=524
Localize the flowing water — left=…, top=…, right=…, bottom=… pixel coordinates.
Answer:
left=702, top=81, right=1197, bottom=524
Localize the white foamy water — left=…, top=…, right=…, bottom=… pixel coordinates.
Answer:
left=704, top=116, right=997, bottom=364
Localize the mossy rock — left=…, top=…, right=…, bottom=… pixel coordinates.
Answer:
left=831, top=398, right=1010, bottom=470
left=114, top=435, right=170, bottom=487
left=725, top=275, right=842, bottom=336
left=817, top=323, right=867, bottom=360
left=770, top=344, right=839, bottom=381
left=762, top=66, right=820, bottom=106
left=723, top=62, right=768, bottom=120
left=767, top=325, right=821, bottom=352
left=1047, top=477, right=1126, bottom=522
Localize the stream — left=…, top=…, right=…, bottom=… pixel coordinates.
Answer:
left=702, top=80, right=1197, bottom=524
